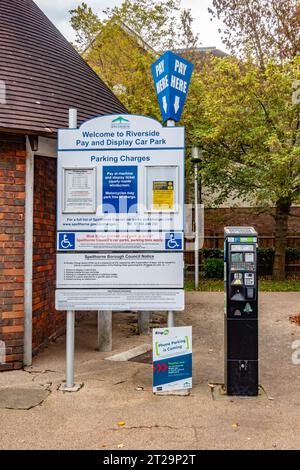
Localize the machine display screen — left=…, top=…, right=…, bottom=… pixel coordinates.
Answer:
left=231, top=253, right=244, bottom=263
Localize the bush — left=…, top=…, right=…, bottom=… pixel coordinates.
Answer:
left=201, top=248, right=223, bottom=259
left=204, top=258, right=224, bottom=279
left=286, top=247, right=300, bottom=262
left=200, top=247, right=300, bottom=278
left=257, top=248, right=275, bottom=266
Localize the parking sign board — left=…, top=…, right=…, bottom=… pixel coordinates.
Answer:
left=56, top=114, right=185, bottom=311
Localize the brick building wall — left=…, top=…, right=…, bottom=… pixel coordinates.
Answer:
left=33, top=156, right=65, bottom=354
left=0, top=134, right=26, bottom=371
left=0, top=138, right=65, bottom=371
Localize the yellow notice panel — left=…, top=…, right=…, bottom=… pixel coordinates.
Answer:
left=152, top=181, right=174, bottom=210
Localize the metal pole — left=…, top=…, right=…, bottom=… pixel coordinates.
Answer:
left=192, top=146, right=201, bottom=290
left=24, top=136, right=34, bottom=366
left=194, top=162, right=199, bottom=290
left=167, top=119, right=176, bottom=327
left=98, top=311, right=112, bottom=351
left=65, top=109, right=77, bottom=389
left=167, top=311, right=175, bottom=327
left=69, top=108, right=78, bottom=129
left=66, top=310, right=75, bottom=388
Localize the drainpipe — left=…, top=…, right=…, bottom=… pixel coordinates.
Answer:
left=24, top=136, right=35, bottom=366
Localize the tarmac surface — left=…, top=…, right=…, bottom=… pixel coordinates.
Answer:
left=1, top=292, right=300, bottom=450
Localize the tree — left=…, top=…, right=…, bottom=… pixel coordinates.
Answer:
left=192, top=56, right=300, bottom=280
left=209, top=0, right=300, bottom=69
left=103, top=0, right=182, bottom=51
left=69, top=1, right=199, bottom=117
left=69, top=0, right=185, bottom=52
left=69, top=2, right=102, bottom=51
left=83, top=19, right=161, bottom=118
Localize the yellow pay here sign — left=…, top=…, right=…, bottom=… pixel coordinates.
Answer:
left=152, top=181, right=174, bottom=210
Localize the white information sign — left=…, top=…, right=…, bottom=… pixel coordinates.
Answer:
left=56, top=114, right=185, bottom=312
left=57, top=252, right=183, bottom=289
left=55, top=289, right=184, bottom=311
left=63, top=168, right=96, bottom=213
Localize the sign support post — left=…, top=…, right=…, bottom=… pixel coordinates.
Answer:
left=151, top=51, right=195, bottom=394
left=167, top=118, right=176, bottom=328
left=138, top=311, right=150, bottom=335
left=66, top=310, right=75, bottom=389
left=59, top=109, right=81, bottom=392
left=98, top=311, right=112, bottom=352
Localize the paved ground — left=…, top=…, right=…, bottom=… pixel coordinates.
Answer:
left=1, top=292, right=300, bottom=450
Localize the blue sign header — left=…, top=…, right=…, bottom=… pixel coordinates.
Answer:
left=151, top=51, right=194, bottom=122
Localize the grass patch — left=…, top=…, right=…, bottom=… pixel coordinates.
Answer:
left=185, top=278, right=300, bottom=292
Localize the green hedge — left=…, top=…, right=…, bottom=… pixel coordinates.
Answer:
left=200, top=247, right=300, bottom=264
left=204, top=258, right=224, bottom=279
left=286, top=247, right=300, bottom=262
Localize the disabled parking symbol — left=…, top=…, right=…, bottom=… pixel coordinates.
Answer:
left=165, top=232, right=183, bottom=250
left=58, top=233, right=75, bottom=250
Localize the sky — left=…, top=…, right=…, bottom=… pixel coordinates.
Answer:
left=34, top=0, right=227, bottom=51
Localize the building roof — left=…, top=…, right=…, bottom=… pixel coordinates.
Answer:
left=176, top=46, right=228, bottom=59
left=0, top=0, right=127, bottom=136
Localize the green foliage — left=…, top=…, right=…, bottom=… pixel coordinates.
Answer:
left=69, top=2, right=102, bottom=51
left=69, top=1, right=199, bottom=119
left=200, top=247, right=300, bottom=266
left=192, top=56, right=300, bottom=209
left=257, top=248, right=275, bottom=266
left=103, top=0, right=182, bottom=51
left=84, top=21, right=161, bottom=118
left=204, top=258, right=224, bottom=279
left=69, top=0, right=196, bottom=53
left=286, top=247, right=300, bottom=262
left=201, top=248, right=223, bottom=259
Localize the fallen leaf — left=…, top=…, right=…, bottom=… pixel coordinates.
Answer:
left=231, top=422, right=239, bottom=429
left=117, top=444, right=124, bottom=448
left=117, top=421, right=126, bottom=427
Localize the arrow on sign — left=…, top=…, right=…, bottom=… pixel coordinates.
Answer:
left=153, top=363, right=168, bottom=373
left=162, top=96, right=167, bottom=113
left=174, top=96, right=180, bottom=114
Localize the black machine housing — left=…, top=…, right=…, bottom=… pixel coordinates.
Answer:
left=224, top=227, right=259, bottom=396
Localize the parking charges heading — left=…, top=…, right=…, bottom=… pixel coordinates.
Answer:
left=91, top=155, right=150, bottom=164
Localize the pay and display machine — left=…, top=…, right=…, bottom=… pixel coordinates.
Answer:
left=224, top=227, right=259, bottom=396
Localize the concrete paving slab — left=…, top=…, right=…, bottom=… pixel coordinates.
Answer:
left=0, top=386, right=50, bottom=410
